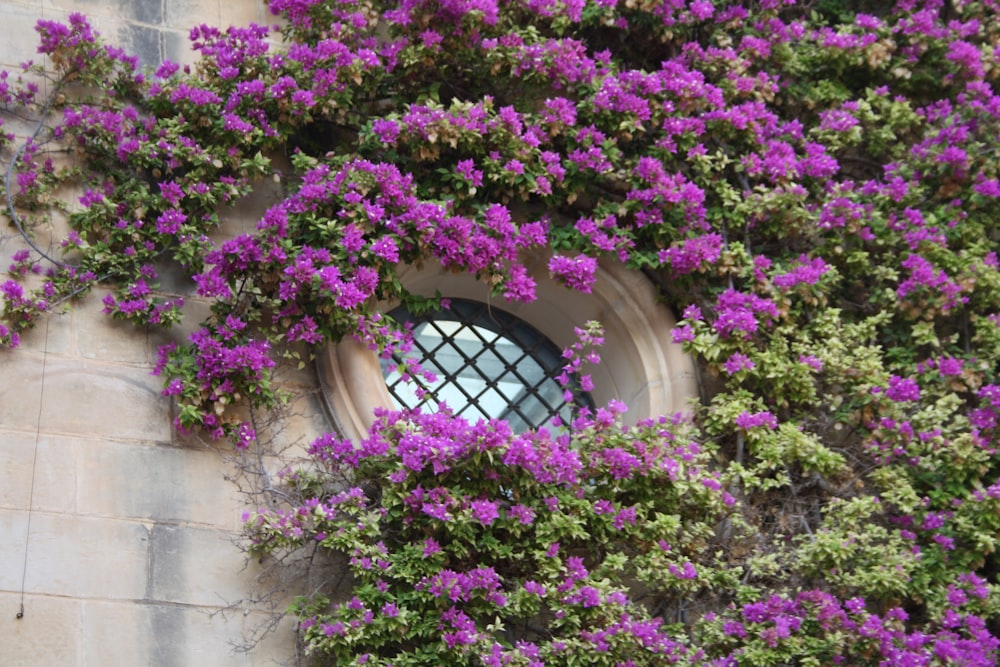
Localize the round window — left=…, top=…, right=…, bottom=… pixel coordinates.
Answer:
left=317, top=253, right=697, bottom=443
left=380, top=298, right=593, bottom=432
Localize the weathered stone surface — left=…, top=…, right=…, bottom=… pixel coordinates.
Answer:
left=1, top=303, right=74, bottom=356
left=16, top=512, right=150, bottom=599
left=0, top=591, right=82, bottom=666
left=79, top=599, right=158, bottom=667
left=221, top=0, right=269, bottom=30
left=83, top=600, right=223, bottom=667
left=149, top=523, right=254, bottom=607
left=0, top=433, right=78, bottom=513
left=37, top=359, right=172, bottom=442
left=217, top=176, right=285, bottom=240
left=0, top=510, right=30, bottom=591
left=74, top=291, right=155, bottom=364
left=77, top=439, right=241, bottom=527
left=82, top=600, right=296, bottom=666
left=162, top=28, right=199, bottom=67
left=1, top=351, right=168, bottom=442
left=245, top=611, right=302, bottom=666
left=0, top=432, right=39, bottom=511
left=44, top=0, right=162, bottom=25
left=0, top=353, right=45, bottom=433
left=165, top=0, right=219, bottom=32
left=0, top=4, right=43, bottom=69
left=257, top=388, right=331, bottom=455
left=116, top=20, right=163, bottom=67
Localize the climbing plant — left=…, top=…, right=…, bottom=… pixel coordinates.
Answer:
left=2, top=0, right=1000, bottom=664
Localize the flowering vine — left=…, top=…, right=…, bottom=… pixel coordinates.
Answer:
left=2, top=0, right=1000, bottom=663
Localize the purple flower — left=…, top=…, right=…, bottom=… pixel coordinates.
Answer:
left=723, top=621, right=747, bottom=638
left=671, top=324, right=694, bottom=343
left=933, top=534, right=955, bottom=550
left=937, top=357, right=963, bottom=376
left=884, top=375, right=921, bottom=402
left=371, top=119, right=399, bottom=144
left=772, top=256, right=830, bottom=290
left=659, top=233, right=723, bottom=274
left=713, top=289, right=779, bottom=339
left=1, top=280, right=25, bottom=304
left=612, top=506, right=637, bottom=530
left=369, top=237, right=399, bottom=263
left=508, top=504, right=535, bottom=525
left=722, top=352, right=755, bottom=375
left=735, top=410, right=778, bottom=431
left=423, top=538, right=441, bottom=557
left=798, top=354, right=823, bottom=371
left=156, top=209, right=187, bottom=235
left=470, top=499, right=499, bottom=526
left=454, top=159, right=483, bottom=187
left=523, top=580, right=546, bottom=596
left=974, top=177, right=1000, bottom=198
left=668, top=562, right=698, bottom=579
left=548, top=254, right=598, bottom=293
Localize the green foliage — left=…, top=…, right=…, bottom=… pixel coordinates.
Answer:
left=2, top=0, right=1000, bottom=663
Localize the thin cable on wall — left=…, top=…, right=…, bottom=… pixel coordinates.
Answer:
left=14, top=315, right=49, bottom=620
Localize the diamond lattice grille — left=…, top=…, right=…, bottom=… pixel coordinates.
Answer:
left=381, top=299, right=592, bottom=432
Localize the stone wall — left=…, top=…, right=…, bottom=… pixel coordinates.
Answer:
left=0, top=1, right=317, bottom=664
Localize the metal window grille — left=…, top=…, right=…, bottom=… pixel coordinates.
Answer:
left=381, top=299, right=593, bottom=432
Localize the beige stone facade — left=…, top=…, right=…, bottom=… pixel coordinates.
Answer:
left=0, top=1, right=308, bottom=664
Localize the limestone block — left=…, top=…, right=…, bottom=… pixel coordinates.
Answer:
left=0, top=591, right=82, bottom=667
left=37, top=358, right=172, bottom=442
left=79, top=599, right=154, bottom=667
left=114, top=20, right=165, bottom=69
left=247, top=611, right=299, bottom=667
left=81, top=601, right=260, bottom=667
left=0, top=4, right=43, bottom=69
left=0, top=509, right=30, bottom=591
left=14, top=511, right=149, bottom=599
left=38, top=309, right=76, bottom=356
left=0, top=433, right=78, bottom=513
left=83, top=599, right=294, bottom=666
left=149, top=522, right=255, bottom=607
left=163, top=28, right=198, bottom=67
left=145, top=295, right=212, bottom=353
left=152, top=252, right=200, bottom=298
left=0, top=432, right=39, bottom=510
left=222, top=0, right=269, bottom=30
left=0, top=353, right=44, bottom=433
left=269, top=344, right=320, bottom=389
left=44, top=0, right=163, bottom=25
left=77, top=439, right=240, bottom=527
left=73, top=290, right=154, bottom=364
left=165, top=0, right=220, bottom=32
left=0, top=0, right=40, bottom=10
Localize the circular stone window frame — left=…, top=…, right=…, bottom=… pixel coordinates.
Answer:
left=317, top=252, right=697, bottom=442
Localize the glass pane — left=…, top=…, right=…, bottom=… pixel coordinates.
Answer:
left=381, top=299, right=593, bottom=432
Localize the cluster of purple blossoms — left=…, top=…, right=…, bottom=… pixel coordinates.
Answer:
left=547, top=254, right=598, bottom=293
left=735, top=410, right=778, bottom=431
left=875, top=375, right=922, bottom=403
left=772, top=255, right=831, bottom=290
left=713, top=289, right=780, bottom=339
